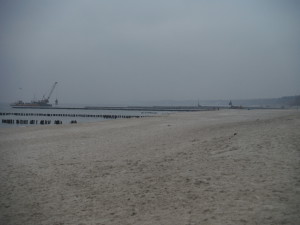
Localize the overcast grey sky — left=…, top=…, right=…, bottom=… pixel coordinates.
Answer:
left=0, top=0, right=299, bottom=105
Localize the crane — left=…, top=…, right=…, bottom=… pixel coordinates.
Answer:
left=42, top=82, right=58, bottom=104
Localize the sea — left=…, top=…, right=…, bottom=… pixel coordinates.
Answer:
left=0, top=103, right=163, bottom=128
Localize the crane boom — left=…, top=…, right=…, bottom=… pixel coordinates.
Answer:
left=46, top=82, right=58, bottom=101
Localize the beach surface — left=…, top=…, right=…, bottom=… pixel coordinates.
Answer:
left=0, top=109, right=299, bottom=225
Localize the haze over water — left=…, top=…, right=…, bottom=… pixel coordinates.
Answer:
left=1, top=0, right=299, bottom=105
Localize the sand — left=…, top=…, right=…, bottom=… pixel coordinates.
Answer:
left=0, top=109, right=299, bottom=225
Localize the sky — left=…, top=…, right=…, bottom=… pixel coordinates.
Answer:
left=0, top=0, right=299, bottom=105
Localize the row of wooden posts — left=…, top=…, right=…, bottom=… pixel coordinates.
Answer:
left=2, top=119, right=62, bottom=125
left=0, top=112, right=144, bottom=119
left=1, top=119, right=78, bottom=125
left=1, top=111, right=148, bottom=125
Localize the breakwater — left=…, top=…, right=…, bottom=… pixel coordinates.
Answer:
left=11, top=106, right=219, bottom=111
left=0, top=105, right=219, bottom=127
left=84, top=106, right=219, bottom=111
left=0, top=111, right=150, bottom=126
left=0, top=112, right=145, bottom=119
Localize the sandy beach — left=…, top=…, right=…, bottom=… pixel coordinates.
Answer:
left=0, top=109, right=299, bottom=225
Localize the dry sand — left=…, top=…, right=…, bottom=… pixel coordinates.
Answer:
left=0, top=109, right=299, bottom=225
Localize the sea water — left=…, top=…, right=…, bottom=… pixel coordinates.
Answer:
left=0, top=104, right=161, bottom=128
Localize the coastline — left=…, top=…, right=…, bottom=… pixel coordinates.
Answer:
left=0, top=109, right=299, bottom=225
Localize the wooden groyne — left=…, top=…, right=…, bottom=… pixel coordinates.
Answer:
left=0, top=106, right=219, bottom=126
left=2, top=119, right=52, bottom=125
left=0, top=112, right=148, bottom=126
left=0, top=112, right=145, bottom=119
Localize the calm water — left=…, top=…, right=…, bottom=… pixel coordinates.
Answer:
left=0, top=104, right=161, bottom=128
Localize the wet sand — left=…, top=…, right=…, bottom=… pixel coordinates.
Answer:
left=0, top=109, right=299, bottom=225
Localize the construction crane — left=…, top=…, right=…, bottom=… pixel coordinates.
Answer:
left=42, top=82, right=58, bottom=104
left=10, top=82, right=58, bottom=107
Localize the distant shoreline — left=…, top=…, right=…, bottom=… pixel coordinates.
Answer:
left=8, top=105, right=289, bottom=111
left=9, top=106, right=219, bottom=111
